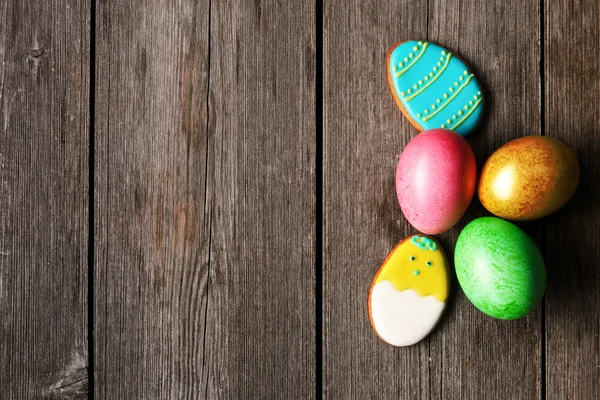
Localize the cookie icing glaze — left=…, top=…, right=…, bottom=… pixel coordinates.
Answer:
left=369, top=235, right=450, bottom=346
left=370, top=284, right=445, bottom=347
left=387, top=41, right=484, bottom=136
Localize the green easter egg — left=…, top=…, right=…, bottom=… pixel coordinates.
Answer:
left=454, top=217, right=546, bottom=319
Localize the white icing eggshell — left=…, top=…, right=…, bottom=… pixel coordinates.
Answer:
left=370, top=282, right=445, bottom=346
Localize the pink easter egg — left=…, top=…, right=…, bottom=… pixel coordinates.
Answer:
left=396, top=129, right=477, bottom=234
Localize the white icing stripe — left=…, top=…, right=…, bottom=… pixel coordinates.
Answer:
left=370, top=281, right=445, bottom=347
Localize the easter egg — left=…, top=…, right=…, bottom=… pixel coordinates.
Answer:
left=396, top=129, right=477, bottom=234
left=478, top=136, right=580, bottom=220
left=454, top=217, right=546, bottom=320
left=369, top=235, right=450, bottom=346
left=387, top=40, right=484, bottom=136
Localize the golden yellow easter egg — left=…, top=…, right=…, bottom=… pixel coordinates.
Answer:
left=478, top=136, right=580, bottom=220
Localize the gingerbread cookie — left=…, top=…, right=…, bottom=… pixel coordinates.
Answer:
left=387, top=41, right=484, bottom=136
left=368, top=235, right=450, bottom=346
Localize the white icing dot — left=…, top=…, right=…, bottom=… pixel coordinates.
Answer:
left=436, top=99, right=441, bottom=103
left=399, top=62, right=404, bottom=67
left=459, top=76, right=464, bottom=81
left=409, top=53, right=414, bottom=58
left=424, top=109, right=429, bottom=114
left=417, top=113, right=421, bottom=117
left=454, top=82, right=459, bottom=86
left=441, top=50, right=446, bottom=55
left=441, top=124, right=446, bottom=128
left=464, top=70, right=468, bottom=75
left=458, top=110, right=463, bottom=116
left=443, top=93, right=449, bottom=98
left=418, top=80, right=423, bottom=84
left=433, top=66, right=438, bottom=71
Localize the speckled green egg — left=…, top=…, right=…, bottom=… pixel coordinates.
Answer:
left=454, top=217, right=546, bottom=320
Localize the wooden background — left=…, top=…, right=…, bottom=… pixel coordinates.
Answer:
left=0, top=0, right=598, bottom=398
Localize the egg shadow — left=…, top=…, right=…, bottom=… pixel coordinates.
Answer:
left=541, top=140, right=600, bottom=323
left=375, top=172, right=406, bottom=243
left=469, top=78, right=493, bottom=141
left=474, top=136, right=600, bottom=327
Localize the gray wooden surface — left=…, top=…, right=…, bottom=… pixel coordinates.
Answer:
left=0, top=1, right=90, bottom=398
left=94, top=1, right=214, bottom=397
left=94, top=0, right=315, bottom=398
left=545, top=0, right=600, bottom=398
left=0, top=0, right=598, bottom=399
left=323, top=1, right=430, bottom=398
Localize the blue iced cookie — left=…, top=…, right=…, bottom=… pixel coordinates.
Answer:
left=387, top=41, right=484, bottom=136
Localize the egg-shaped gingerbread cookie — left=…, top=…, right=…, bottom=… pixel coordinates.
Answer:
left=387, top=40, right=484, bottom=136
left=369, top=235, right=450, bottom=347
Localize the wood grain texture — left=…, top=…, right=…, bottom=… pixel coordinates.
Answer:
left=204, top=1, right=316, bottom=397
left=0, top=0, right=89, bottom=398
left=324, top=0, right=542, bottom=398
left=428, top=0, right=543, bottom=399
left=94, top=0, right=315, bottom=398
left=545, top=0, right=600, bottom=398
left=94, top=1, right=213, bottom=398
left=323, top=2, right=430, bottom=399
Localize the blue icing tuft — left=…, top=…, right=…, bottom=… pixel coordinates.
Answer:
left=388, top=41, right=483, bottom=136
left=410, top=235, right=437, bottom=251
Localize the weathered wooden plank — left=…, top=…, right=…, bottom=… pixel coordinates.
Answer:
left=545, top=0, right=600, bottom=398
left=95, top=0, right=315, bottom=398
left=94, top=1, right=213, bottom=398
left=428, top=1, right=543, bottom=399
left=204, top=1, right=316, bottom=397
left=323, top=2, right=430, bottom=399
left=324, top=0, right=542, bottom=398
left=0, top=0, right=89, bottom=398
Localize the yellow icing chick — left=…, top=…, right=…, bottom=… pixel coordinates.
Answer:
left=375, top=235, right=449, bottom=302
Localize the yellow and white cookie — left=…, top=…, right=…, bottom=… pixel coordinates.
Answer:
left=368, top=235, right=449, bottom=346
